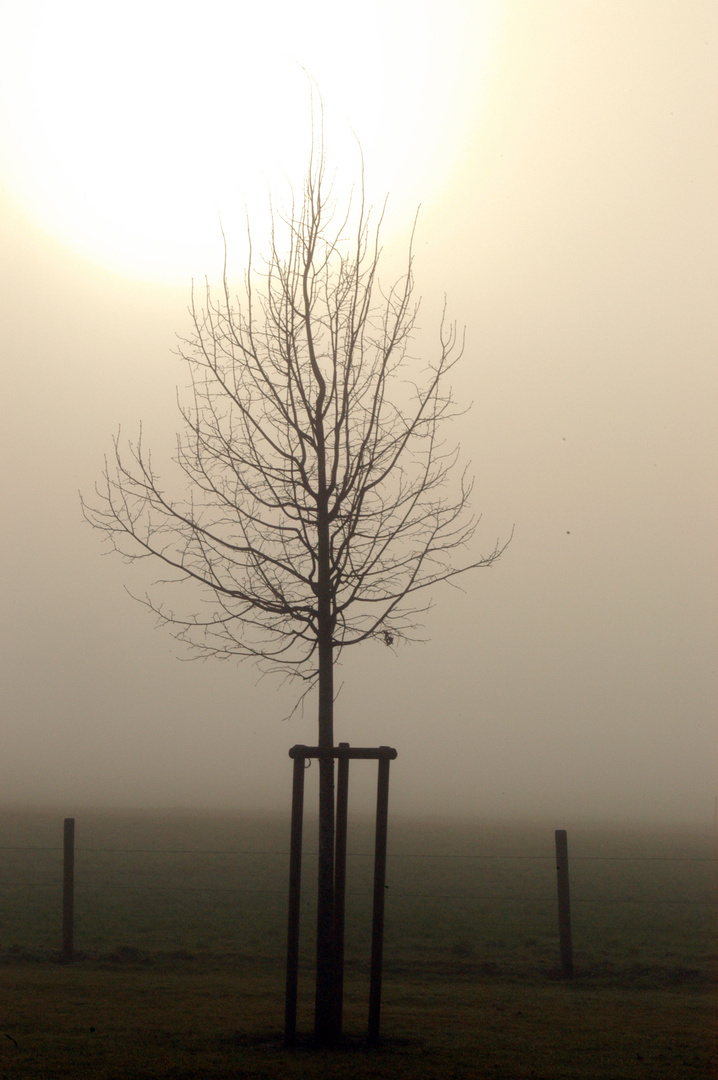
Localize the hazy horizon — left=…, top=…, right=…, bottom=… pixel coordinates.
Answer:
left=0, top=800, right=711, bottom=834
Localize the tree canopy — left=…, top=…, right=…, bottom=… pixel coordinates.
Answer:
left=84, top=142, right=506, bottom=701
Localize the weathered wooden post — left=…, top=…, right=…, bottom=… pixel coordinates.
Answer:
left=554, top=828, right=573, bottom=976
left=62, top=817, right=75, bottom=962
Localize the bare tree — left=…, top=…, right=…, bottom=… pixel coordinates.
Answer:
left=83, top=134, right=508, bottom=1044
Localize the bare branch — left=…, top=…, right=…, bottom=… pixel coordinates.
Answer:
left=82, top=132, right=509, bottom=688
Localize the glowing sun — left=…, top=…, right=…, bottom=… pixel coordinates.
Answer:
left=0, top=1, right=500, bottom=284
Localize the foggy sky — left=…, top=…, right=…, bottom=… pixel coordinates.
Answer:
left=0, top=1, right=715, bottom=824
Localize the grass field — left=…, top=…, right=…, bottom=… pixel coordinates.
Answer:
left=0, top=808, right=715, bottom=1078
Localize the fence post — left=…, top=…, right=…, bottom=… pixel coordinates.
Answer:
left=554, top=828, right=573, bottom=977
left=62, top=817, right=75, bottom=962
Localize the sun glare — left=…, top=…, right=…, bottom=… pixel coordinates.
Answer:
left=0, top=0, right=500, bottom=284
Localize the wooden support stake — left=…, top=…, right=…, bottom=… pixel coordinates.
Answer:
left=62, top=817, right=75, bottom=962
left=333, top=744, right=350, bottom=1038
left=368, top=753, right=391, bottom=1043
left=284, top=755, right=306, bottom=1046
left=555, top=828, right=573, bottom=977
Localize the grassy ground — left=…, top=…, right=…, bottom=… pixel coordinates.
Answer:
left=0, top=960, right=714, bottom=1079
left=0, top=809, right=715, bottom=1077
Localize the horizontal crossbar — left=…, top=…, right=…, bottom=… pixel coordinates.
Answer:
left=288, top=744, right=397, bottom=761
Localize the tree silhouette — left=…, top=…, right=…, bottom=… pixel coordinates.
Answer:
left=83, top=132, right=508, bottom=1044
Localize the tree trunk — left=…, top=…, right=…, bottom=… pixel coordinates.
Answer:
left=314, top=498, right=336, bottom=1044
left=305, top=222, right=337, bottom=1043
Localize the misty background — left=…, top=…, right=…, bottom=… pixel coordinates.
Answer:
left=0, top=1, right=715, bottom=825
